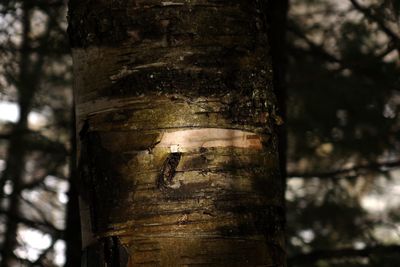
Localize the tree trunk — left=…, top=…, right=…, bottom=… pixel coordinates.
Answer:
left=1, top=2, right=36, bottom=266
left=65, top=107, right=82, bottom=267
left=68, top=1, right=285, bottom=266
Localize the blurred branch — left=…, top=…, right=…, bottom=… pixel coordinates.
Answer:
left=19, top=165, right=59, bottom=191
left=0, top=129, right=67, bottom=155
left=19, top=192, right=66, bottom=236
left=0, top=134, right=11, bottom=139
left=349, top=0, right=400, bottom=45
left=35, top=0, right=65, bottom=10
left=288, top=17, right=397, bottom=69
left=16, top=237, right=60, bottom=267
left=31, top=238, right=57, bottom=266
left=288, top=159, right=400, bottom=179
left=0, top=209, right=62, bottom=237
left=287, top=23, right=342, bottom=64
left=376, top=43, right=398, bottom=59
left=288, top=245, right=400, bottom=266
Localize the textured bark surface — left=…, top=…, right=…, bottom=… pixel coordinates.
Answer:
left=69, top=1, right=285, bottom=266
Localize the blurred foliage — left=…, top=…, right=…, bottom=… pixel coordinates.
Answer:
left=0, top=0, right=72, bottom=266
left=287, top=0, right=400, bottom=266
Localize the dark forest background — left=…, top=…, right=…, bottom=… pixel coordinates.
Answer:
left=0, top=0, right=399, bottom=266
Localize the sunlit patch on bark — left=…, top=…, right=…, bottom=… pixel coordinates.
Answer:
left=155, top=128, right=263, bottom=151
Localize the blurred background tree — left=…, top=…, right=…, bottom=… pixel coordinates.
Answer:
left=0, top=0, right=79, bottom=266
left=0, top=0, right=399, bottom=266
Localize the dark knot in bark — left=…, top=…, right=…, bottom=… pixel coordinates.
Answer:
left=157, top=152, right=182, bottom=189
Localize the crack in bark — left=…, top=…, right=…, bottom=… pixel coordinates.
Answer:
left=104, top=236, right=129, bottom=267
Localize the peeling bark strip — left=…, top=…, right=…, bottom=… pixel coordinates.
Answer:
left=156, top=129, right=263, bottom=151
left=69, top=0, right=285, bottom=266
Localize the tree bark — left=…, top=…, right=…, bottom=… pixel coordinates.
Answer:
left=68, top=1, right=285, bottom=266
left=65, top=107, right=82, bottom=267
